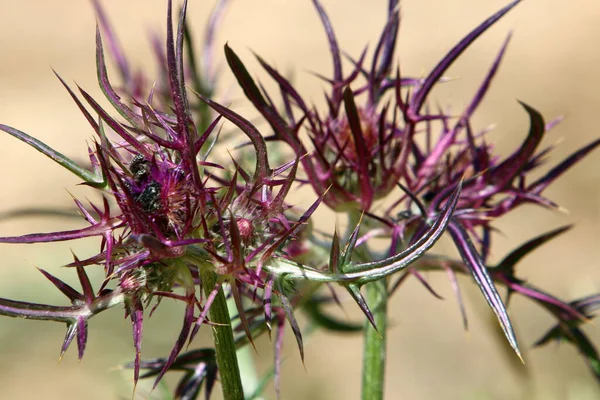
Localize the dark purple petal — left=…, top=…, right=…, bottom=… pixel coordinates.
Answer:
left=189, top=281, right=221, bottom=345
left=224, top=45, right=304, bottom=153
left=529, top=138, right=600, bottom=194
left=91, top=0, right=132, bottom=85
left=410, top=0, right=521, bottom=115
left=0, top=218, right=121, bottom=244
left=505, top=280, right=584, bottom=320
left=53, top=70, right=100, bottom=134
left=166, top=0, right=192, bottom=134
left=419, top=34, right=512, bottom=179
left=370, top=0, right=400, bottom=100
left=79, top=87, right=150, bottom=156
left=312, top=0, right=343, bottom=111
left=194, top=115, right=223, bottom=155
left=153, top=294, right=195, bottom=388
left=486, top=101, right=545, bottom=192
left=76, top=316, right=88, bottom=360
left=343, top=87, right=374, bottom=210
left=254, top=53, right=310, bottom=115
left=38, top=268, right=84, bottom=302
left=412, top=269, right=444, bottom=300
left=271, top=158, right=299, bottom=212
left=461, top=33, right=512, bottom=124
left=193, top=92, right=270, bottom=181
left=95, top=25, right=143, bottom=127
left=263, top=277, right=274, bottom=335
left=74, top=266, right=95, bottom=305
left=126, top=349, right=218, bottom=399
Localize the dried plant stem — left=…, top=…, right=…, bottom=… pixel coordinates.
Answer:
left=202, top=270, right=244, bottom=400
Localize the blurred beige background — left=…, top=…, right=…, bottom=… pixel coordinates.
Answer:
left=0, top=0, right=599, bottom=399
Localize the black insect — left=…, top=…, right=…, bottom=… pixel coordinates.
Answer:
left=130, top=154, right=151, bottom=183
left=136, top=181, right=163, bottom=213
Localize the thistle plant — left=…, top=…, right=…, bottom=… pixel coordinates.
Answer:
left=0, top=0, right=599, bottom=399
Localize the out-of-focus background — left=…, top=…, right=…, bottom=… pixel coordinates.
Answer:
left=0, top=0, right=599, bottom=399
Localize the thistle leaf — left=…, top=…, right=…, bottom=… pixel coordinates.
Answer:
left=495, top=225, right=572, bottom=273
left=126, top=349, right=218, bottom=400
left=345, top=284, right=376, bottom=331
left=0, top=124, right=104, bottom=186
left=276, top=281, right=304, bottom=364
left=340, top=215, right=363, bottom=271
left=304, top=297, right=362, bottom=333
left=345, top=181, right=461, bottom=282
left=535, top=325, right=600, bottom=383
left=448, top=221, right=522, bottom=361
left=329, top=228, right=341, bottom=273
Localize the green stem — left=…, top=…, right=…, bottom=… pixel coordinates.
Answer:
left=225, top=289, right=263, bottom=399
left=202, top=270, right=244, bottom=400
left=346, top=211, right=389, bottom=400
left=361, top=278, right=388, bottom=400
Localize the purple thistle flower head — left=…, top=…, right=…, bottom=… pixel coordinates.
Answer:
left=1, top=0, right=600, bottom=398
left=0, top=0, right=320, bottom=392
left=225, top=0, right=600, bottom=370
left=224, top=1, right=406, bottom=212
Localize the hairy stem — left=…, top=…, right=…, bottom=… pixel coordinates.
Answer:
left=202, top=271, right=244, bottom=400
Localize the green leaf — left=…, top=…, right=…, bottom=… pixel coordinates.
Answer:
left=0, top=124, right=105, bottom=187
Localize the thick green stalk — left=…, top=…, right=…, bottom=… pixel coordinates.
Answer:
left=201, top=270, right=244, bottom=400
left=361, top=278, right=388, bottom=400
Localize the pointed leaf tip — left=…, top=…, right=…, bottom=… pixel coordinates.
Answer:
left=411, top=0, right=522, bottom=114
left=0, top=124, right=104, bottom=186
left=346, top=284, right=378, bottom=333
left=448, top=221, right=522, bottom=360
